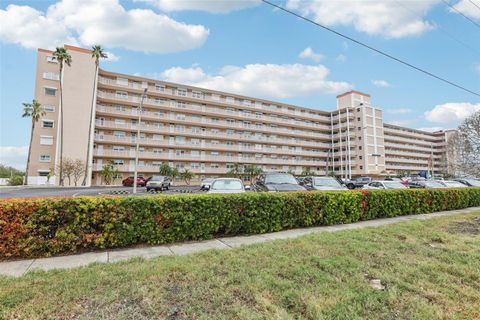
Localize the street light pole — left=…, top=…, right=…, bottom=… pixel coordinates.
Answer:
left=133, top=88, right=148, bottom=194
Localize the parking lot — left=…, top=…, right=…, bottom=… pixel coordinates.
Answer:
left=0, top=185, right=202, bottom=199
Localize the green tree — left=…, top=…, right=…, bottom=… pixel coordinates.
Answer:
left=83, top=45, right=108, bottom=186
left=226, top=163, right=243, bottom=178
left=22, top=99, right=46, bottom=185
left=244, top=164, right=262, bottom=183
left=53, top=47, right=72, bottom=186
left=301, top=167, right=313, bottom=176
left=179, top=169, right=195, bottom=185
left=8, top=175, right=24, bottom=186
left=100, top=161, right=118, bottom=185
left=159, top=163, right=172, bottom=176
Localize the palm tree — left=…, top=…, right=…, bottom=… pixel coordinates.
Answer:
left=179, top=169, right=195, bottom=185
left=244, top=164, right=262, bottom=184
left=22, top=99, right=46, bottom=185
left=53, top=47, right=72, bottom=186
left=82, top=45, right=107, bottom=186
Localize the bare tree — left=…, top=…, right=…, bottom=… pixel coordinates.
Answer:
left=57, top=158, right=75, bottom=186
left=72, top=159, right=85, bottom=186
left=446, top=111, right=480, bottom=177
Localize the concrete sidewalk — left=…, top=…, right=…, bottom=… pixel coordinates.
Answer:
left=1, top=207, right=478, bottom=277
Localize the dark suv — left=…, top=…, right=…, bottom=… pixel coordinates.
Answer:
left=253, top=172, right=306, bottom=192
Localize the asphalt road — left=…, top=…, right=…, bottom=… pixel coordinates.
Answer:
left=0, top=185, right=202, bottom=199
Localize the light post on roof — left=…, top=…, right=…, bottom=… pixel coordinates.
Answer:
left=133, top=88, right=148, bottom=194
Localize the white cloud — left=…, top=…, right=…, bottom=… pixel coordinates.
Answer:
left=0, top=0, right=209, bottom=53
left=104, top=52, right=119, bottom=62
left=451, top=0, right=480, bottom=20
left=424, top=102, right=480, bottom=124
left=160, top=63, right=353, bottom=99
left=385, top=108, right=412, bottom=114
left=298, top=47, right=323, bottom=62
left=0, top=146, right=28, bottom=170
left=286, top=0, right=437, bottom=38
left=138, top=0, right=260, bottom=13
left=371, top=79, right=390, bottom=87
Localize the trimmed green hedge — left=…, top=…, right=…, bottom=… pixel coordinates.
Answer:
left=1, top=188, right=479, bottom=259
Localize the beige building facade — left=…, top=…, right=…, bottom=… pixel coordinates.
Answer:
left=27, top=46, right=453, bottom=186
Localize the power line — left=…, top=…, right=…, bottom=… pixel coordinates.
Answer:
left=467, top=0, right=480, bottom=12
left=441, top=0, right=480, bottom=30
left=394, top=0, right=480, bottom=56
left=260, top=0, right=480, bottom=98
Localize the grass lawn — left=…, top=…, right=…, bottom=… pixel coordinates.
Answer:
left=1, top=212, right=479, bottom=320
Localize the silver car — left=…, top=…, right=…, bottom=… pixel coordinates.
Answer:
left=207, top=178, right=246, bottom=194
left=439, top=180, right=467, bottom=188
left=363, top=181, right=407, bottom=190
left=304, top=176, right=346, bottom=190
left=146, top=176, right=171, bottom=191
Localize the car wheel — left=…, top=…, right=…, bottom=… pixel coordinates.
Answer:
left=346, top=183, right=355, bottom=190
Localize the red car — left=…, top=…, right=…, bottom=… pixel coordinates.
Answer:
left=122, top=176, right=146, bottom=187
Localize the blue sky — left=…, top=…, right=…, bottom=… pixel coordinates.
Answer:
left=1, top=0, right=479, bottom=169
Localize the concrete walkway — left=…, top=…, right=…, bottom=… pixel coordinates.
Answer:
left=1, top=207, right=478, bottom=277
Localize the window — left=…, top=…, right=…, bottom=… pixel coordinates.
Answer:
left=175, top=162, right=185, bottom=169
left=153, top=134, right=163, bottom=141
left=210, top=163, right=220, bottom=169
left=191, top=139, right=201, bottom=145
left=175, top=125, right=186, bottom=132
left=177, top=89, right=187, bottom=96
left=153, top=148, right=163, bottom=154
left=115, top=119, right=126, bottom=125
left=39, top=154, right=51, bottom=162
left=155, top=84, right=165, bottom=92
left=116, top=91, right=128, bottom=98
left=191, top=163, right=200, bottom=169
left=357, top=117, right=361, bottom=121
left=38, top=170, right=50, bottom=177
left=46, top=56, right=57, bottom=63
left=114, top=131, right=126, bottom=138
left=175, top=136, right=186, bottom=144
left=177, top=101, right=186, bottom=108
left=191, top=127, right=201, bottom=133
left=44, top=87, right=56, bottom=96
left=116, top=78, right=128, bottom=86
left=115, top=105, right=127, bottom=112
left=176, top=113, right=186, bottom=120
left=113, top=146, right=125, bottom=152
left=43, top=105, right=55, bottom=112
left=40, top=136, right=53, bottom=145
left=113, top=160, right=124, bottom=165
left=42, top=120, right=54, bottom=128
left=42, top=72, right=60, bottom=81
left=191, top=150, right=200, bottom=157
left=175, top=150, right=185, bottom=156
left=192, top=91, right=203, bottom=99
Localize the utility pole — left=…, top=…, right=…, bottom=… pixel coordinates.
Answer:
left=133, top=88, right=148, bottom=194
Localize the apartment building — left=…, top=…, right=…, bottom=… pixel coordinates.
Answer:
left=26, top=45, right=453, bottom=186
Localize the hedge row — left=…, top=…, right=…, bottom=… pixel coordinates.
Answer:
left=1, top=188, right=479, bottom=259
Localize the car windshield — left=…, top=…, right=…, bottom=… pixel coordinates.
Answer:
left=265, top=174, right=298, bottom=184
left=424, top=181, right=444, bottom=188
left=202, top=179, right=214, bottom=184
left=383, top=181, right=406, bottom=189
left=444, top=181, right=465, bottom=187
left=465, top=179, right=480, bottom=187
left=313, top=177, right=342, bottom=188
left=150, top=176, right=165, bottom=181
left=211, top=180, right=243, bottom=190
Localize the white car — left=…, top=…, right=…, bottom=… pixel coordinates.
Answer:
left=439, top=180, right=467, bottom=188
left=363, top=181, right=408, bottom=190
left=207, top=178, right=246, bottom=193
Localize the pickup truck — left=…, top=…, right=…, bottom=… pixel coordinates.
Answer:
left=345, top=177, right=372, bottom=189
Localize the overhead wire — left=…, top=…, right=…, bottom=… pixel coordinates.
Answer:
left=260, top=0, right=480, bottom=98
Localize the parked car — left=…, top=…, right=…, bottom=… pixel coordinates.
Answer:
left=146, top=175, right=171, bottom=191
left=408, top=180, right=445, bottom=189
left=302, top=176, right=346, bottom=190
left=122, top=176, right=146, bottom=187
left=200, top=178, right=215, bottom=191
left=455, top=178, right=480, bottom=187
left=439, top=180, right=467, bottom=188
left=345, top=177, right=372, bottom=189
left=253, top=172, right=306, bottom=192
left=207, top=178, right=246, bottom=193
left=363, top=181, right=407, bottom=190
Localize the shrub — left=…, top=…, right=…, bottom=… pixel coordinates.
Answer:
left=7, top=175, right=24, bottom=186
left=0, top=188, right=479, bottom=259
